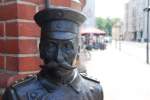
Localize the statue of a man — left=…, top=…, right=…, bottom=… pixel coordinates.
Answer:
left=2, top=7, right=103, bottom=100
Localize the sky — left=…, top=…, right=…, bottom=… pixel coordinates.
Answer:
left=95, top=0, right=129, bottom=19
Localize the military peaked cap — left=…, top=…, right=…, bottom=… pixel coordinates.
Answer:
left=34, top=7, right=86, bottom=40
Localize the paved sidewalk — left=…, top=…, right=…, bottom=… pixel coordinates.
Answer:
left=84, top=43, right=150, bottom=100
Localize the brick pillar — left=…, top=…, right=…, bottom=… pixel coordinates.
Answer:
left=0, top=0, right=43, bottom=96
left=0, top=0, right=86, bottom=98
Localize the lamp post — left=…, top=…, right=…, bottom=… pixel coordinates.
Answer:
left=144, top=0, right=150, bottom=64
left=45, top=0, right=50, bottom=8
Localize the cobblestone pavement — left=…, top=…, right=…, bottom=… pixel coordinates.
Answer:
left=84, top=42, right=150, bottom=100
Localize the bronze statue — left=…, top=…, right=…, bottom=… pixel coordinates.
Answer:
left=2, top=7, right=103, bottom=100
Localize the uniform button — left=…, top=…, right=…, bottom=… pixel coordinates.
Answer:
left=90, top=87, right=94, bottom=93
left=57, top=11, right=63, bottom=17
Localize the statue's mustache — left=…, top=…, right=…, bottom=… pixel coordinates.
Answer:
left=45, top=60, right=76, bottom=70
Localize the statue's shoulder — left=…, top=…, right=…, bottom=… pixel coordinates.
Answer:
left=80, top=73, right=100, bottom=84
left=80, top=73, right=103, bottom=96
left=11, top=75, right=39, bottom=89
left=3, top=75, right=38, bottom=99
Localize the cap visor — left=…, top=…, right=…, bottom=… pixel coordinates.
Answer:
left=46, top=32, right=76, bottom=40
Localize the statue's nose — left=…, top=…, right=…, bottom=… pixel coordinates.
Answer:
left=56, top=47, right=64, bottom=63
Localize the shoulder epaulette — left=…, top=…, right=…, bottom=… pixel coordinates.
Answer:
left=12, top=75, right=37, bottom=88
left=80, top=73, right=100, bottom=83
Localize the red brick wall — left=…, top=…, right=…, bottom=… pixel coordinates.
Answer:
left=0, top=0, right=86, bottom=98
left=0, top=0, right=42, bottom=85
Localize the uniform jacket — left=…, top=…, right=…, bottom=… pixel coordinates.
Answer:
left=2, top=72, right=103, bottom=100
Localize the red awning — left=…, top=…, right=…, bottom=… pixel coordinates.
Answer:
left=80, top=27, right=106, bottom=35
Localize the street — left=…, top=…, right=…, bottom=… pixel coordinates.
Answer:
left=84, top=41, right=150, bottom=100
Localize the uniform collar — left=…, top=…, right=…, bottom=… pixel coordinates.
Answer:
left=68, top=71, right=82, bottom=93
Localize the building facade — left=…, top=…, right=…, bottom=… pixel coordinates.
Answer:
left=124, top=0, right=147, bottom=41
left=82, top=0, right=96, bottom=28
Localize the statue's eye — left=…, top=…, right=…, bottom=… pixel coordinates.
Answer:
left=47, top=40, right=57, bottom=48
left=48, top=42, right=55, bottom=47
left=46, top=42, right=57, bottom=54
left=63, top=42, right=73, bottom=49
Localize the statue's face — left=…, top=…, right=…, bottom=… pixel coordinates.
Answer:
left=40, top=38, right=78, bottom=70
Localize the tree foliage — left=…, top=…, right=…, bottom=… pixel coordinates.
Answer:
left=96, top=17, right=120, bottom=36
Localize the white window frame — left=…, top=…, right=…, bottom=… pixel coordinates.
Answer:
left=72, top=0, right=80, bottom=3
